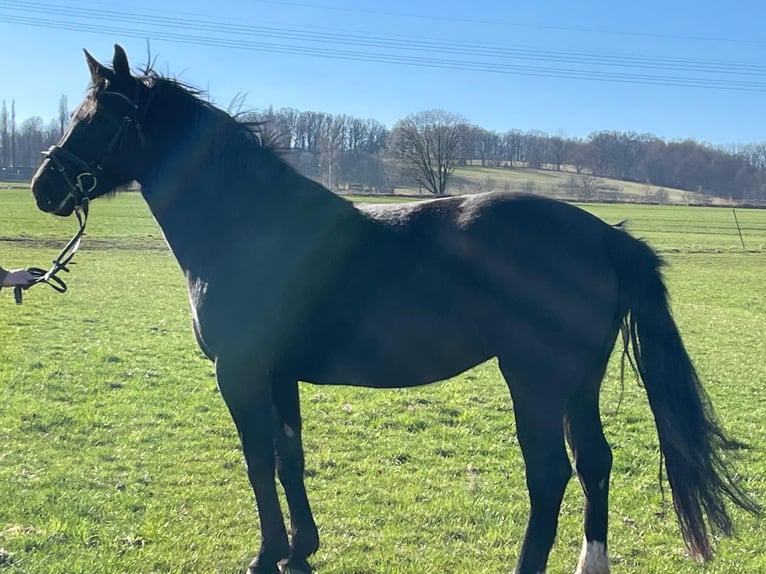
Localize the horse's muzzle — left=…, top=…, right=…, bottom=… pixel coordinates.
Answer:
left=31, top=167, right=76, bottom=217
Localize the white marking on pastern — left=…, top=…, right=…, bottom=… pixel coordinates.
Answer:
left=575, top=539, right=610, bottom=574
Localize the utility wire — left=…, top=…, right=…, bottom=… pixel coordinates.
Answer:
left=243, top=0, right=766, bottom=47
left=2, top=1, right=766, bottom=91
left=4, top=0, right=766, bottom=76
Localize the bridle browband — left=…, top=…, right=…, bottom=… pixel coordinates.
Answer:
left=16, top=82, right=151, bottom=305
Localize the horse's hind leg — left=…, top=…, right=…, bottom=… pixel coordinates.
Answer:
left=272, top=380, right=319, bottom=573
left=499, top=359, right=573, bottom=574
left=565, top=375, right=612, bottom=574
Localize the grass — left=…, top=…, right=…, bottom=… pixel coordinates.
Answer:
left=1, top=188, right=765, bottom=573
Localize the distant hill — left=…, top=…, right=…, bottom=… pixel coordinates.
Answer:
left=392, top=165, right=723, bottom=205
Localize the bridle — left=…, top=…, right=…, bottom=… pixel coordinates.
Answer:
left=16, top=83, right=150, bottom=304
left=47, top=83, right=148, bottom=211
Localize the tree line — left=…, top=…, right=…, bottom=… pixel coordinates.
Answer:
left=242, top=107, right=766, bottom=201
left=1, top=97, right=69, bottom=174
left=3, top=96, right=765, bottom=201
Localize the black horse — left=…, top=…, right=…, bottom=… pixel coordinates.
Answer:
left=31, top=45, right=758, bottom=574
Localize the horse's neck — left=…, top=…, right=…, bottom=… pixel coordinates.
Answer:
left=139, top=146, right=358, bottom=277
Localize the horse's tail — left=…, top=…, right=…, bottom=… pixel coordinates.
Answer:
left=606, top=226, right=760, bottom=561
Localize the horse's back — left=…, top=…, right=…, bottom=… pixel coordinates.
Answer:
left=295, top=193, right=623, bottom=387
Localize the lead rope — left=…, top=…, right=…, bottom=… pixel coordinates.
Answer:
left=14, top=199, right=89, bottom=304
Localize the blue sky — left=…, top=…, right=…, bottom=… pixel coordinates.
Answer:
left=2, top=0, right=765, bottom=145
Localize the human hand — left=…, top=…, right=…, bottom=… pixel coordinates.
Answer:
left=2, top=269, right=37, bottom=287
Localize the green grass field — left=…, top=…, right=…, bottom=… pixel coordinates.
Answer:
left=1, top=188, right=765, bottom=573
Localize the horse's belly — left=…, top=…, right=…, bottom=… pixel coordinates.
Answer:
left=300, top=312, right=493, bottom=388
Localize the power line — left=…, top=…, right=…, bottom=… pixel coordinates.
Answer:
left=2, top=1, right=766, bottom=92
left=244, top=0, right=766, bottom=47
left=5, top=0, right=766, bottom=77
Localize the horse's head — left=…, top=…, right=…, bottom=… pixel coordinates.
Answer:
left=32, top=44, right=149, bottom=216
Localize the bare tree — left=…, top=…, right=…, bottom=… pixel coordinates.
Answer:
left=570, top=138, right=590, bottom=174
left=0, top=101, right=8, bottom=167
left=58, top=95, right=69, bottom=137
left=548, top=133, right=570, bottom=171
left=318, top=115, right=345, bottom=190
left=19, top=116, right=44, bottom=167
left=563, top=175, right=604, bottom=200
left=503, top=129, right=524, bottom=167
left=522, top=130, right=548, bottom=169
left=391, top=110, right=465, bottom=195
left=10, top=100, right=16, bottom=167
left=459, top=125, right=501, bottom=167
left=587, top=131, right=618, bottom=176
left=578, top=175, right=602, bottom=199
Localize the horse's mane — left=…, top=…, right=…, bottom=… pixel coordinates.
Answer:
left=116, top=64, right=351, bottom=216
left=108, top=65, right=305, bottom=199
left=143, top=72, right=272, bottom=150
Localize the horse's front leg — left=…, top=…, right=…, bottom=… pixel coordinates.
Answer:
left=273, top=380, right=319, bottom=573
left=216, top=358, right=290, bottom=574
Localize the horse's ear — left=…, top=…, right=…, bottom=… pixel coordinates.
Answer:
left=84, top=49, right=112, bottom=83
left=112, top=44, right=131, bottom=78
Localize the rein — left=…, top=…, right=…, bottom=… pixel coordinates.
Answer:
left=15, top=200, right=89, bottom=305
